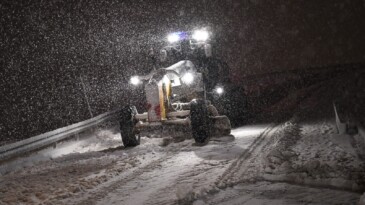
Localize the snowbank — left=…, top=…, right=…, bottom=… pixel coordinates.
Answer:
left=0, top=127, right=121, bottom=175
left=248, top=68, right=365, bottom=191
left=261, top=118, right=365, bottom=191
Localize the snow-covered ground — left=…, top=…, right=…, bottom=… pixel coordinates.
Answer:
left=0, top=122, right=362, bottom=205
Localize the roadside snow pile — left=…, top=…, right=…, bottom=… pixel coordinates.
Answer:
left=249, top=68, right=365, bottom=192
left=261, top=118, right=365, bottom=191
left=0, top=127, right=121, bottom=175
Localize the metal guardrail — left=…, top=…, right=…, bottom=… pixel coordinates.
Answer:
left=0, top=110, right=120, bottom=161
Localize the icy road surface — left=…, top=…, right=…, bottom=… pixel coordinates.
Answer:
left=0, top=125, right=360, bottom=205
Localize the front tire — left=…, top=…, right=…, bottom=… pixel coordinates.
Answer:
left=190, top=99, right=211, bottom=143
left=119, top=106, right=139, bottom=147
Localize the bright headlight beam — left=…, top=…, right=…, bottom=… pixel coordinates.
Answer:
left=181, top=73, right=194, bottom=85
left=130, top=76, right=140, bottom=85
left=192, top=30, right=209, bottom=41
left=216, top=87, right=224, bottom=95
left=167, top=33, right=180, bottom=43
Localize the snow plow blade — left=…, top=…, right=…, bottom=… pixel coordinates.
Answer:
left=133, top=115, right=231, bottom=138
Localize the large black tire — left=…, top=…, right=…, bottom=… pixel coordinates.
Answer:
left=190, top=99, right=211, bottom=143
left=119, top=106, right=139, bottom=147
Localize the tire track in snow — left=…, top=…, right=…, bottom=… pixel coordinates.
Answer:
left=139, top=125, right=275, bottom=205
left=88, top=137, right=240, bottom=205
left=77, top=142, right=194, bottom=205
left=201, top=181, right=360, bottom=205
left=143, top=159, right=229, bottom=205
left=141, top=126, right=275, bottom=205
left=95, top=151, right=206, bottom=205
left=215, top=124, right=277, bottom=188
left=76, top=153, right=175, bottom=205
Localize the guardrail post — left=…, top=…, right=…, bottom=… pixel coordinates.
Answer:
left=333, top=102, right=347, bottom=134
left=80, top=74, right=93, bottom=118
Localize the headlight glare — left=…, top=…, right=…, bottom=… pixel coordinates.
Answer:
left=167, top=33, right=180, bottom=43
left=181, top=73, right=194, bottom=85
left=215, top=86, right=224, bottom=95
left=130, top=76, right=141, bottom=85
left=192, top=30, right=209, bottom=41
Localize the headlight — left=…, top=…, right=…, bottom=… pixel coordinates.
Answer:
left=215, top=86, right=224, bottom=95
left=181, top=73, right=194, bottom=85
left=130, top=76, right=141, bottom=85
left=192, top=30, right=209, bottom=41
left=167, top=33, right=180, bottom=43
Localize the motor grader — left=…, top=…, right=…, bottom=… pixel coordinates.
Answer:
left=120, top=29, right=231, bottom=147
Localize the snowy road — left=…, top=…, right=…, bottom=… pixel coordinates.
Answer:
left=0, top=124, right=361, bottom=204
left=86, top=125, right=269, bottom=205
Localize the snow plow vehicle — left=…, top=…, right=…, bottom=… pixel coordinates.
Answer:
left=120, top=29, right=231, bottom=147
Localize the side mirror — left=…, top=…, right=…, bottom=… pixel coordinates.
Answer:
left=160, top=49, right=167, bottom=62
left=204, top=44, right=212, bottom=57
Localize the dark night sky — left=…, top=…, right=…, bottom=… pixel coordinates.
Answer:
left=1, top=0, right=365, bottom=143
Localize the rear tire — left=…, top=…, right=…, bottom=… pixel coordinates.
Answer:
left=190, top=99, right=211, bottom=143
left=119, top=106, right=139, bottom=147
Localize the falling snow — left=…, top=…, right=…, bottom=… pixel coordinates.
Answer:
left=1, top=1, right=365, bottom=145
